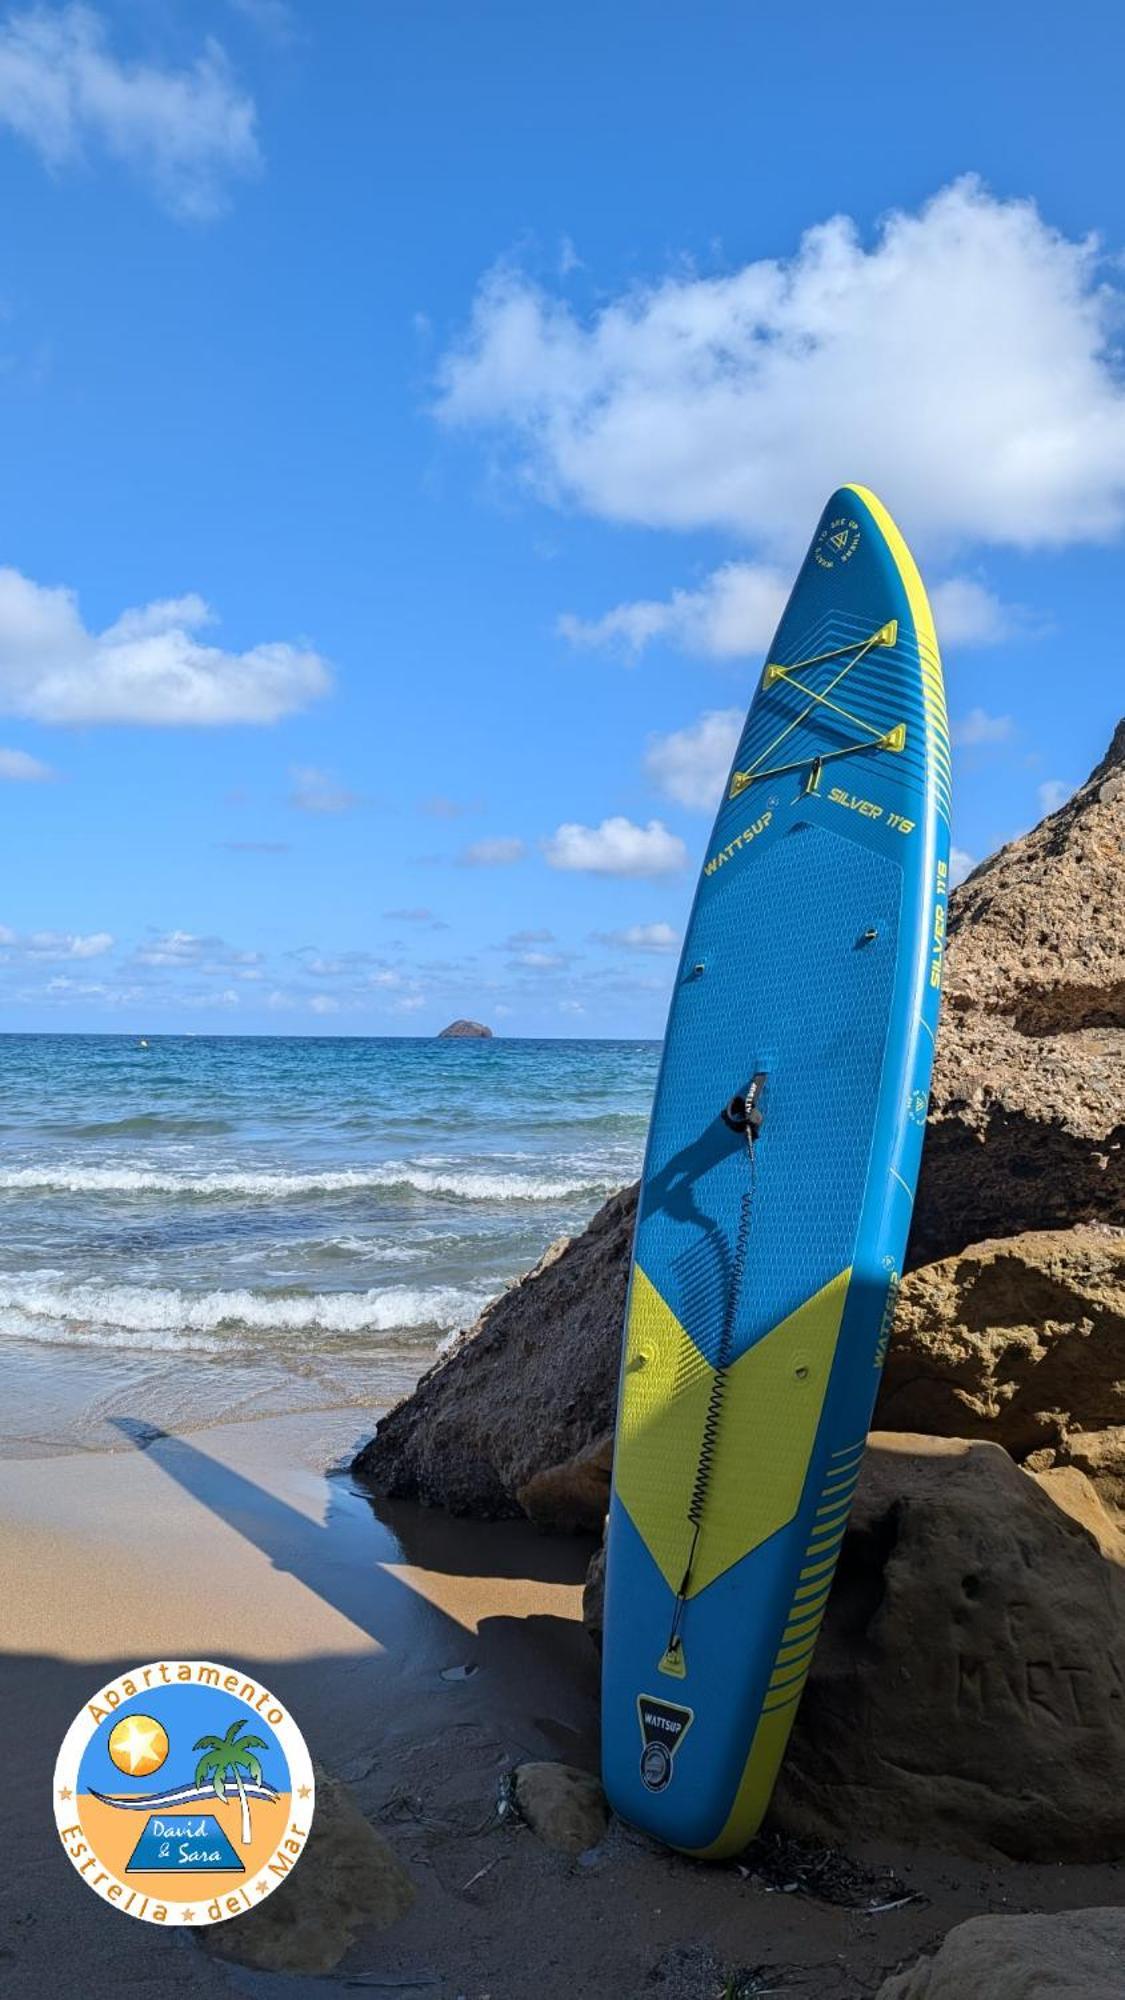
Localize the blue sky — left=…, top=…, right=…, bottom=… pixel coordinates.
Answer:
left=0, top=0, right=1122, bottom=1037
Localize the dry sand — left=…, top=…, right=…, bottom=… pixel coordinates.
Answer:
left=1, top=1360, right=1121, bottom=2000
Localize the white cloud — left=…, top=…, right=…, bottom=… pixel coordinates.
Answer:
left=559, top=562, right=788, bottom=660
left=437, top=178, right=1125, bottom=554
left=543, top=816, right=687, bottom=877
left=929, top=577, right=1012, bottom=645
left=0, top=5, right=260, bottom=220
left=594, top=922, right=681, bottom=954
left=0, top=570, right=329, bottom=725
left=133, top=929, right=260, bottom=973
left=289, top=766, right=358, bottom=814
left=949, top=847, right=976, bottom=888
left=509, top=949, right=568, bottom=971
left=0, top=745, right=55, bottom=780
left=309, top=993, right=339, bottom=1015
left=645, top=709, right=742, bottom=811
left=0, top=925, right=113, bottom=960
left=1037, top=777, right=1072, bottom=815
left=951, top=707, right=1014, bottom=748
left=459, top=835, right=526, bottom=865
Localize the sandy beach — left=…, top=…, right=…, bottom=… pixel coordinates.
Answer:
left=2, top=1338, right=1120, bottom=2000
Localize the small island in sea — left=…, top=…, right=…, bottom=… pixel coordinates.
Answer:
left=437, top=1019, right=493, bottom=1039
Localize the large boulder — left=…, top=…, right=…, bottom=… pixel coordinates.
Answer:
left=875, top=1907, right=1125, bottom=1999
left=909, top=721, right=1125, bottom=1265
left=774, top=1435, right=1125, bottom=1861
left=353, top=1184, right=634, bottom=1515
left=875, top=1226, right=1125, bottom=1503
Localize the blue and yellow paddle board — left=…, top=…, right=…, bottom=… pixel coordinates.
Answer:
left=602, top=485, right=950, bottom=1857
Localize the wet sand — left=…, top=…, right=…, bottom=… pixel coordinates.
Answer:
left=2, top=1351, right=1121, bottom=1999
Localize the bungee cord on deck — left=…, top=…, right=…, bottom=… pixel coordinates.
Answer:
left=729, top=620, right=904, bottom=799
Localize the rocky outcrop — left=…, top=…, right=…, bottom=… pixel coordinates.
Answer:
left=202, top=1767, right=413, bottom=1973
left=773, top=1435, right=1125, bottom=1862
left=875, top=1226, right=1125, bottom=1502
left=437, top=1019, right=493, bottom=1038
left=875, top=1907, right=1125, bottom=1999
left=353, top=1186, right=635, bottom=1514
left=909, top=721, right=1125, bottom=1264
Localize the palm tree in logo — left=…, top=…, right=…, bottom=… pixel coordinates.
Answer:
left=193, top=1719, right=268, bottom=1847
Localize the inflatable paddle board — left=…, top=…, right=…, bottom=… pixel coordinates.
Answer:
left=602, top=485, right=950, bottom=1857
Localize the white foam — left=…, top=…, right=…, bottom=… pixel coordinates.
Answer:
left=0, top=1162, right=611, bottom=1202
left=0, top=1276, right=488, bottom=1350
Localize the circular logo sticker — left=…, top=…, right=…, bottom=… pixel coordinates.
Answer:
left=639, top=1741, right=673, bottom=1792
left=53, top=1659, right=315, bottom=1927
left=813, top=515, right=861, bottom=569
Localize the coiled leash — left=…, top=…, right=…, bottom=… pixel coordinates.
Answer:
left=663, top=1072, right=768, bottom=1666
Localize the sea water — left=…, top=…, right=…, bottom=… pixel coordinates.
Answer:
left=0, top=1035, right=656, bottom=1453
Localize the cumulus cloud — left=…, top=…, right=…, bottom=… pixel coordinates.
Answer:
left=543, top=816, right=687, bottom=877
left=459, top=835, right=526, bottom=865
left=949, top=847, right=976, bottom=888
left=0, top=4, right=261, bottom=220
left=645, top=709, right=742, bottom=812
left=559, top=562, right=788, bottom=660
left=951, top=708, right=1014, bottom=748
left=0, top=924, right=113, bottom=960
left=593, top=922, right=681, bottom=954
left=289, top=766, right=359, bottom=813
left=929, top=577, right=1013, bottom=645
left=0, top=745, right=55, bottom=780
left=437, top=178, right=1125, bottom=554
left=0, top=570, right=329, bottom=725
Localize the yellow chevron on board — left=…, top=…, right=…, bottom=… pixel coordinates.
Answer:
left=614, top=1263, right=851, bottom=1597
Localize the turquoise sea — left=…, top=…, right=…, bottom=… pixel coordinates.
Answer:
left=0, top=1035, right=657, bottom=1452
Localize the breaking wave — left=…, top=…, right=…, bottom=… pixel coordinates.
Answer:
left=0, top=1163, right=614, bottom=1203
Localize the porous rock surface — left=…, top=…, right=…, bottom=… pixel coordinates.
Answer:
left=910, top=720, right=1125, bottom=1264
left=874, top=1906, right=1125, bottom=1999
left=512, top=1761, right=608, bottom=1855
left=773, top=1435, right=1125, bottom=1862
left=875, top=1225, right=1125, bottom=1508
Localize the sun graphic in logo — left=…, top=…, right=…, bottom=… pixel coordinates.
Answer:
left=107, top=1714, right=169, bottom=1779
